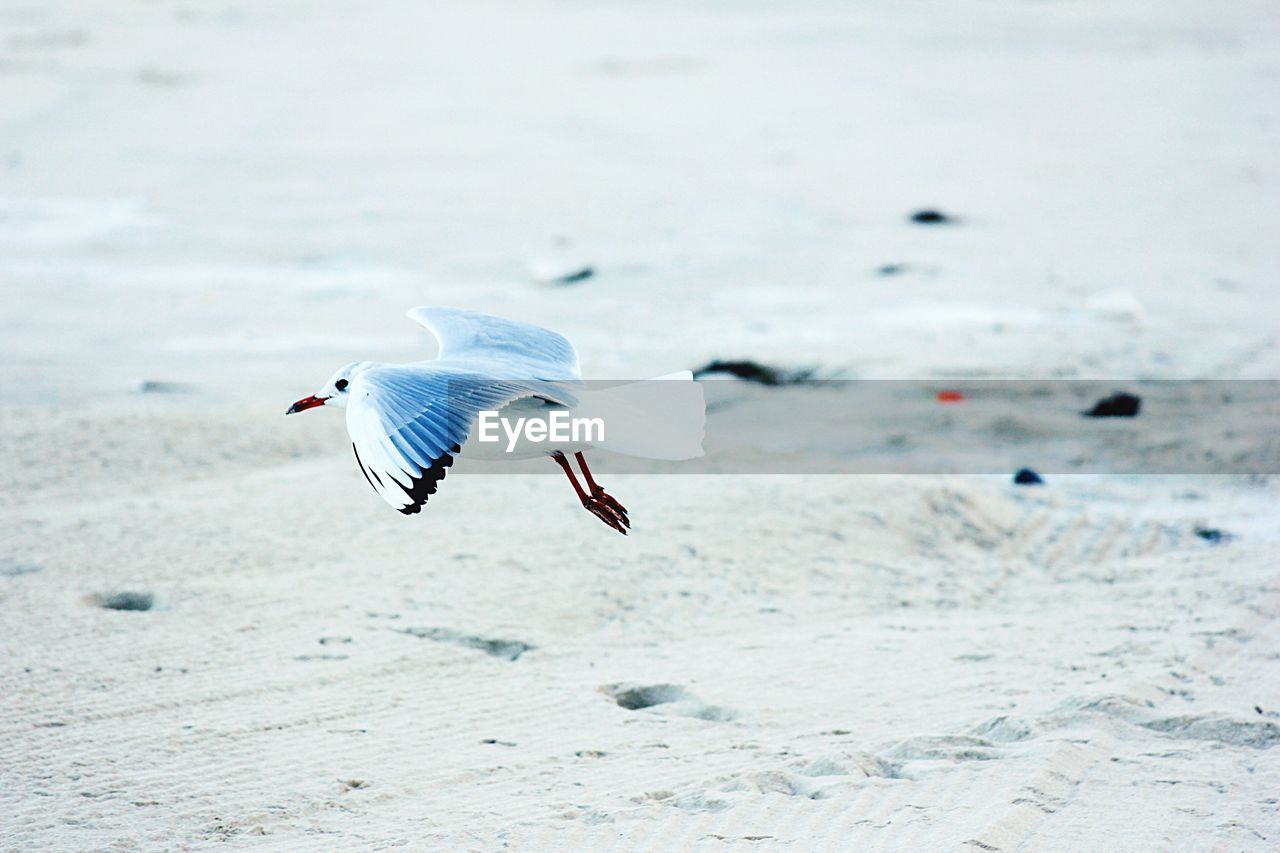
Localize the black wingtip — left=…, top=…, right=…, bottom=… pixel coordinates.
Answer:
left=394, top=443, right=461, bottom=516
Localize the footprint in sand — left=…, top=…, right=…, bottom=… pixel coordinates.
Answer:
left=90, top=591, right=155, bottom=612
left=600, top=683, right=738, bottom=722
left=397, top=626, right=534, bottom=661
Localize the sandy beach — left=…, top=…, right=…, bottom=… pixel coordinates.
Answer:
left=3, top=1, right=1279, bottom=849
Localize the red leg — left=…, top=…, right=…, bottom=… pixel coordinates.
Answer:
left=575, top=452, right=628, bottom=520
left=574, top=451, right=603, bottom=493
left=552, top=450, right=588, bottom=502
left=553, top=451, right=627, bottom=534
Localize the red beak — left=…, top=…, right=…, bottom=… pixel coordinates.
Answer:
left=286, top=394, right=329, bottom=415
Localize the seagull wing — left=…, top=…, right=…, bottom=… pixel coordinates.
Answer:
left=406, top=307, right=581, bottom=380
left=345, top=365, right=575, bottom=515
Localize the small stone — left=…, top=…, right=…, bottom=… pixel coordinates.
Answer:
left=1013, top=468, right=1044, bottom=485
left=909, top=209, right=956, bottom=225
left=529, top=252, right=595, bottom=285
left=692, top=359, right=819, bottom=386
left=1083, top=392, right=1141, bottom=417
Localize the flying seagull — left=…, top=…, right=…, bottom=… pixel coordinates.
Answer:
left=286, top=307, right=703, bottom=534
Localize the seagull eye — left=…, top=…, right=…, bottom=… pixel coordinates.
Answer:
left=335, top=379, right=349, bottom=391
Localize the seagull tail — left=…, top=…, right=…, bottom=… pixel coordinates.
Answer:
left=571, top=371, right=705, bottom=461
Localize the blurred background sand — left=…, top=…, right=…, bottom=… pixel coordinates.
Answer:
left=2, top=1, right=1278, bottom=849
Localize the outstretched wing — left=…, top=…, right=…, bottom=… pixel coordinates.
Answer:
left=406, top=307, right=581, bottom=380
left=345, top=365, right=574, bottom=515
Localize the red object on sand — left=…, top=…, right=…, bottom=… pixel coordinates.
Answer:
left=936, top=390, right=966, bottom=404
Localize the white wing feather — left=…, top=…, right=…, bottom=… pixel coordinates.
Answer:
left=346, top=364, right=576, bottom=514
left=406, top=307, right=581, bottom=380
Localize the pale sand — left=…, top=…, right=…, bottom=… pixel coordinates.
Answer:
left=2, top=0, right=1279, bottom=850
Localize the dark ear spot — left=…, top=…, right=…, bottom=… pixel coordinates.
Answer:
left=335, top=379, right=349, bottom=391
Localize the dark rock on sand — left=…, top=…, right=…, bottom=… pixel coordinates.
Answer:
left=692, top=359, right=818, bottom=386
left=548, top=265, right=594, bottom=285
left=1083, top=392, right=1141, bottom=417
left=909, top=209, right=956, bottom=225
left=1013, top=468, right=1044, bottom=485
left=1194, top=527, right=1229, bottom=544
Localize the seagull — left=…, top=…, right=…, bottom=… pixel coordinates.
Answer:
left=286, top=307, right=703, bottom=534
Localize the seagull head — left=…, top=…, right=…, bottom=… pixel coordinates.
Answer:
left=286, top=362, right=366, bottom=415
